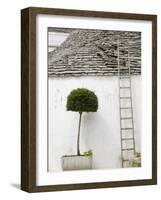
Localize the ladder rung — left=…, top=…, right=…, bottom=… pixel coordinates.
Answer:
left=119, top=67, right=130, bottom=69
left=120, top=56, right=141, bottom=60
left=121, top=128, right=133, bottom=130
left=120, top=76, right=130, bottom=79
left=121, top=117, right=132, bottom=120
left=121, top=138, right=134, bottom=141
left=123, top=159, right=130, bottom=162
left=120, top=97, right=131, bottom=99
left=120, top=107, right=132, bottom=109
left=122, top=148, right=134, bottom=151
left=120, top=87, right=131, bottom=89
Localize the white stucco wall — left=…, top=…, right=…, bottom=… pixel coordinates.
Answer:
left=48, top=76, right=142, bottom=172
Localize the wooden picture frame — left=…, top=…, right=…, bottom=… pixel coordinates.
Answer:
left=21, top=7, right=157, bottom=192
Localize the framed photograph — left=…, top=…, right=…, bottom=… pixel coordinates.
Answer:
left=21, top=7, right=157, bottom=192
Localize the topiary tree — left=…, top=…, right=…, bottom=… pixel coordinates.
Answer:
left=66, top=88, right=98, bottom=156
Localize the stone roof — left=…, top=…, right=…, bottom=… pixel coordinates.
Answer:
left=48, top=28, right=141, bottom=77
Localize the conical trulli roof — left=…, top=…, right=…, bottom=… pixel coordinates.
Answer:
left=48, top=28, right=141, bottom=77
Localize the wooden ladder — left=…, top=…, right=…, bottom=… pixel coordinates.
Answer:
left=117, top=39, right=136, bottom=168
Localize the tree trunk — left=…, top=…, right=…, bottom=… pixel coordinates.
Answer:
left=77, top=112, right=82, bottom=155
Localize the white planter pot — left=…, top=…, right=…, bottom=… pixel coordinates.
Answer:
left=62, top=155, right=93, bottom=171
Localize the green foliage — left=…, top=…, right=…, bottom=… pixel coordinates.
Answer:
left=132, top=160, right=141, bottom=167
left=66, top=88, right=98, bottom=112
left=132, top=152, right=141, bottom=167
left=83, top=149, right=93, bottom=156
left=135, top=152, right=141, bottom=158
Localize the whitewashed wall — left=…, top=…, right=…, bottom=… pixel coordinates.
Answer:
left=48, top=76, right=141, bottom=171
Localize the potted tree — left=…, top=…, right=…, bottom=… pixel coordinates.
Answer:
left=62, top=88, right=98, bottom=170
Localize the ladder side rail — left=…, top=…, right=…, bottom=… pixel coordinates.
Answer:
left=128, top=46, right=136, bottom=154
left=117, top=38, right=124, bottom=168
left=129, top=77, right=136, bottom=153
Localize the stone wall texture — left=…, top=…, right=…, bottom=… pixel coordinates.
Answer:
left=48, top=28, right=141, bottom=77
